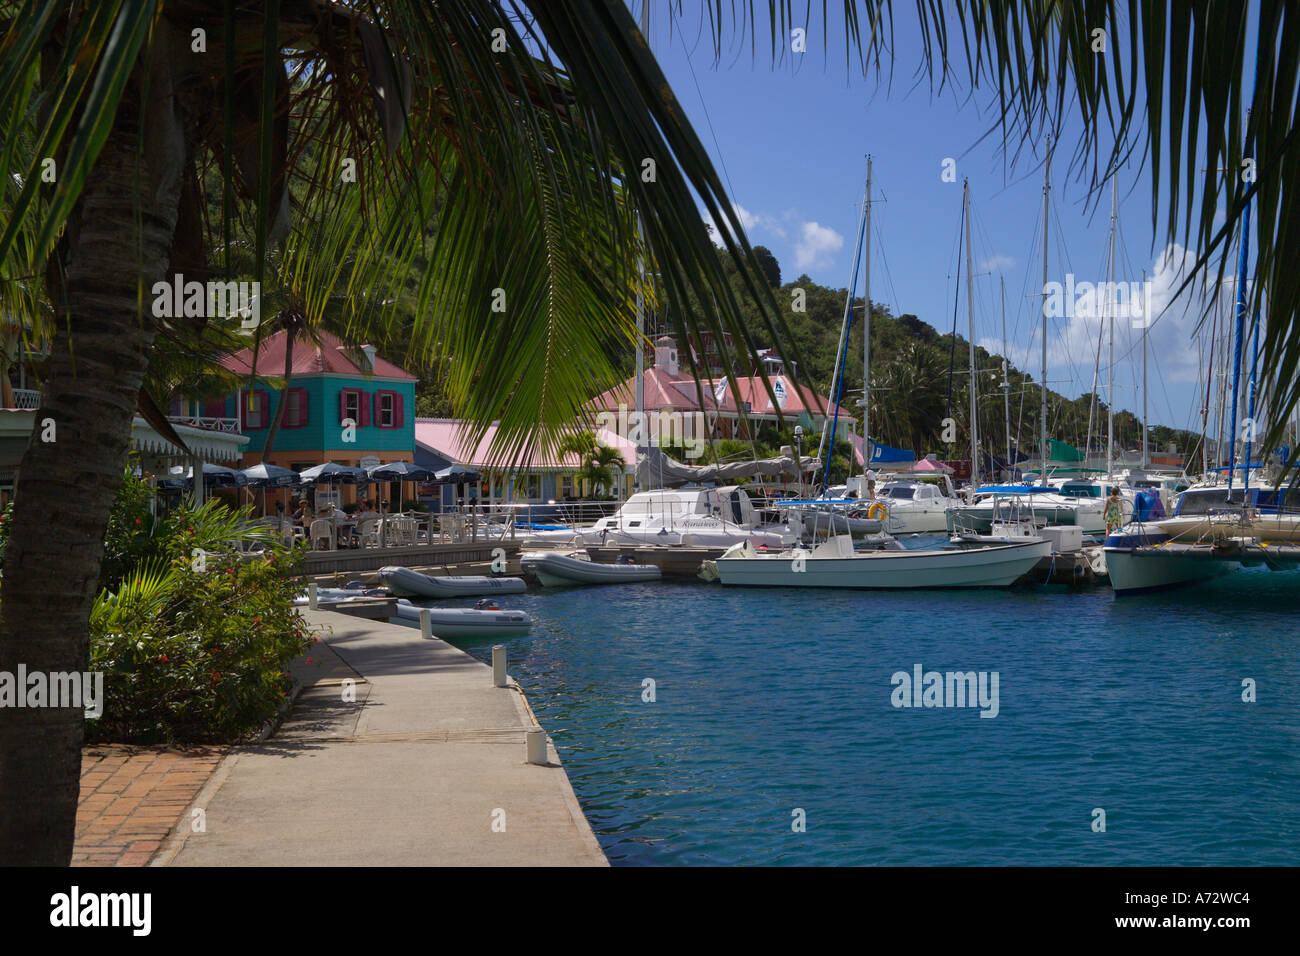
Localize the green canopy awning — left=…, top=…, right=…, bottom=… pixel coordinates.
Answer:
left=1047, top=439, right=1086, bottom=462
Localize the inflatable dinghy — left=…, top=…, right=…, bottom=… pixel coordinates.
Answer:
left=379, top=565, right=526, bottom=598
left=392, top=599, right=532, bottom=638
left=521, top=550, right=661, bottom=587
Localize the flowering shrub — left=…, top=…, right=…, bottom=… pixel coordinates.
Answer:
left=87, top=548, right=312, bottom=744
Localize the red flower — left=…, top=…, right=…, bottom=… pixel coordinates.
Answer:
left=306, top=657, right=313, bottom=665
left=134, top=518, right=141, bottom=525
left=210, top=671, right=221, bottom=681
left=253, top=617, right=261, bottom=624
left=157, top=654, right=169, bottom=663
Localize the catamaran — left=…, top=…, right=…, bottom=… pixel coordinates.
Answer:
left=714, top=533, right=1050, bottom=589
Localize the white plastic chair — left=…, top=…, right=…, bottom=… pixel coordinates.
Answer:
left=358, top=518, right=381, bottom=549
left=309, top=518, right=334, bottom=550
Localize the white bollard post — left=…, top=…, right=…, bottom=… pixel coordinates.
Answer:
left=307, top=582, right=318, bottom=609
left=492, top=644, right=507, bottom=687
left=419, top=608, right=432, bottom=640
left=526, top=729, right=547, bottom=765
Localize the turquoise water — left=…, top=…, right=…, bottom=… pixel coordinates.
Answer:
left=439, top=567, right=1300, bottom=866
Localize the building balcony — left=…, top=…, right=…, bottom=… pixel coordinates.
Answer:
left=166, top=415, right=242, bottom=433
left=11, top=388, right=40, bottom=409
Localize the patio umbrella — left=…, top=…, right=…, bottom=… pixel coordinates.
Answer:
left=240, top=463, right=303, bottom=488
left=298, top=462, right=369, bottom=484
left=159, top=462, right=248, bottom=489
left=434, top=464, right=481, bottom=483
left=298, top=462, right=370, bottom=516
left=367, top=461, right=436, bottom=512
left=240, top=462, right=304, bottom=515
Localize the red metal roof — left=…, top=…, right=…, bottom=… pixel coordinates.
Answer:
left=220, top=329, right=416, bottom=380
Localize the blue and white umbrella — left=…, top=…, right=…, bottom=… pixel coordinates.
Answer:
left=239, top=463, right=303, bottom=488
left=298, top=462, right=370, bottom=484
left=158, top=463, right=248, bottom=490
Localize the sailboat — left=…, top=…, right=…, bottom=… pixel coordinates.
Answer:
left=1106, top=163, right=1300, bottom=591
left=714, top=162, right=1051, bottom=588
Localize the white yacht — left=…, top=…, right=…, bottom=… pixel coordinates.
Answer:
left=714, top=533, right=1050, bottom=589
left=877, top=476, right=962, bottom=534
left=541, top=486, right=798, bottom=549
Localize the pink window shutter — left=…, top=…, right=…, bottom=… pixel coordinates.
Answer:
left=359, top=391, right=371, bottom=428
left=394, top=393, right=404, bottom=428
left=258, top=389, right=272, bottom=429
left=339, top=390, right=350, bottom=424
left=204, top=399, right=226, bottom=419
left=295, top=388, right=309, bottom=428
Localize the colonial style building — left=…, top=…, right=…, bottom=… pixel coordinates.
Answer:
left=206, top=329, right=417, bottom=475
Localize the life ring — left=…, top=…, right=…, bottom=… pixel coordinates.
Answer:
left=867, top=502, right=887, bottom=521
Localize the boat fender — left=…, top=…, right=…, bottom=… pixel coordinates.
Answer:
left=867, top=502, right=888, bottom=521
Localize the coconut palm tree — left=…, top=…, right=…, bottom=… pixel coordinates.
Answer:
left=1, top=0, right=1297, bottom=866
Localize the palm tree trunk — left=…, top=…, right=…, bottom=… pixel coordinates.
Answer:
left=260, top=322, right=297, bottom=463
left=0, top=60, right=187, bottom=865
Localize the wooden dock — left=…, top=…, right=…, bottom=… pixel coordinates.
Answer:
left=301, top=540, right=521, bottom=575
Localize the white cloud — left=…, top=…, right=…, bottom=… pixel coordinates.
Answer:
left=981, top=254, right=1016, bottom=272
left=702, top=203, right=786, bottom=246
left=979, top=243, right=1222, bottom=393
left=793, top=220, right=844, bottom=270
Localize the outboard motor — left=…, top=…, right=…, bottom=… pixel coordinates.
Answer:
left=474, top=599, right=499, bottom=610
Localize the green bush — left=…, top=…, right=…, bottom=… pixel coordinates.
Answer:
left=0, top=467, right=315, bottom=744
left=87, top=546, right=313, bottom=744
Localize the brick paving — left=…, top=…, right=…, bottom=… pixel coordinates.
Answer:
left=73, top=745, right=227, bottom=866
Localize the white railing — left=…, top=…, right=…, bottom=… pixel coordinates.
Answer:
left=167, top=415, right=241, bottom=433
left=12, top=388, right=39, bottom=409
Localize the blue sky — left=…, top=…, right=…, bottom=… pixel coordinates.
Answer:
left=640, top=4, right=1254, bottom=440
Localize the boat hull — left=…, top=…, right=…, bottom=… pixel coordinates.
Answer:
left=521, top=551, right=662, bottom=587
left=379, top=565, right=527, bottom=598
left=392, top=600, right=532, bottom=637
left=715, top=539, right=1051, bottom=589
left=1103, top=546, right=1236, bottom=593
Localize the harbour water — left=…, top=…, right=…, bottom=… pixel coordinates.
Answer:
left=430, top=567, right=1300, bottom=866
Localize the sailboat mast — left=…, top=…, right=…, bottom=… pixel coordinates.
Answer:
left=964, top=179, right=979, bottom=494
left=863, top=155, right=872, bottom=478
left=1040, top=155, right=1050, bottom=482
left=1106, top=179, right=1117, bottom=477
left=1142, top=268, right=1149, bottom=471
left=1002, top=276, right=1011, bottom=475
left=633, top=1, right=650, bottom=470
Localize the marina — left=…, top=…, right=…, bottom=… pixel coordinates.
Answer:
left=1, top=0, right=1295, bottom=909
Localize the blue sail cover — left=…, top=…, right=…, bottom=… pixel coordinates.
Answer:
left=869, top=441, right=915, bottom=465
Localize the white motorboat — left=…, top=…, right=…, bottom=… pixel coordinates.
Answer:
left=714, top=534, right=1050, bottom=589
left=790, top=499, right=885, bottom=538
left=392, top=599, right=533, bottom=637
left=946, top=485, right=1108, bottom=535
left=521, top=550, right=662, bottom=587
left=379, top=565, right=527, bottom=598
left=876, top=477, right=963, bottom=534
left=950, top=494, right=1046, bottom=545
left=573, top=486, right=798, bottom=549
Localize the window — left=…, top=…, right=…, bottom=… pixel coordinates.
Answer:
left=373, top=390, right=404, bottom=429
left=285, top=388, right=309, bottom=429
left=561, top=476, right=573, bottom=499
left=339, top=389, right=370, bottom=427
left=523, top=474, right=539, bottom=500
left=242, top=389, right=270, bottom=430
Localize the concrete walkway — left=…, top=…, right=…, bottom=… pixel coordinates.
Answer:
left=157, top=608, right=606, bottom=866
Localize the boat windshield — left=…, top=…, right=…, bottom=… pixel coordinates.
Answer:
left=1176, top=489, right=1245, bottom=515
left=884, top=487, right=915, bottom=499
left=1060, top=483, right=1101, bottom=497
